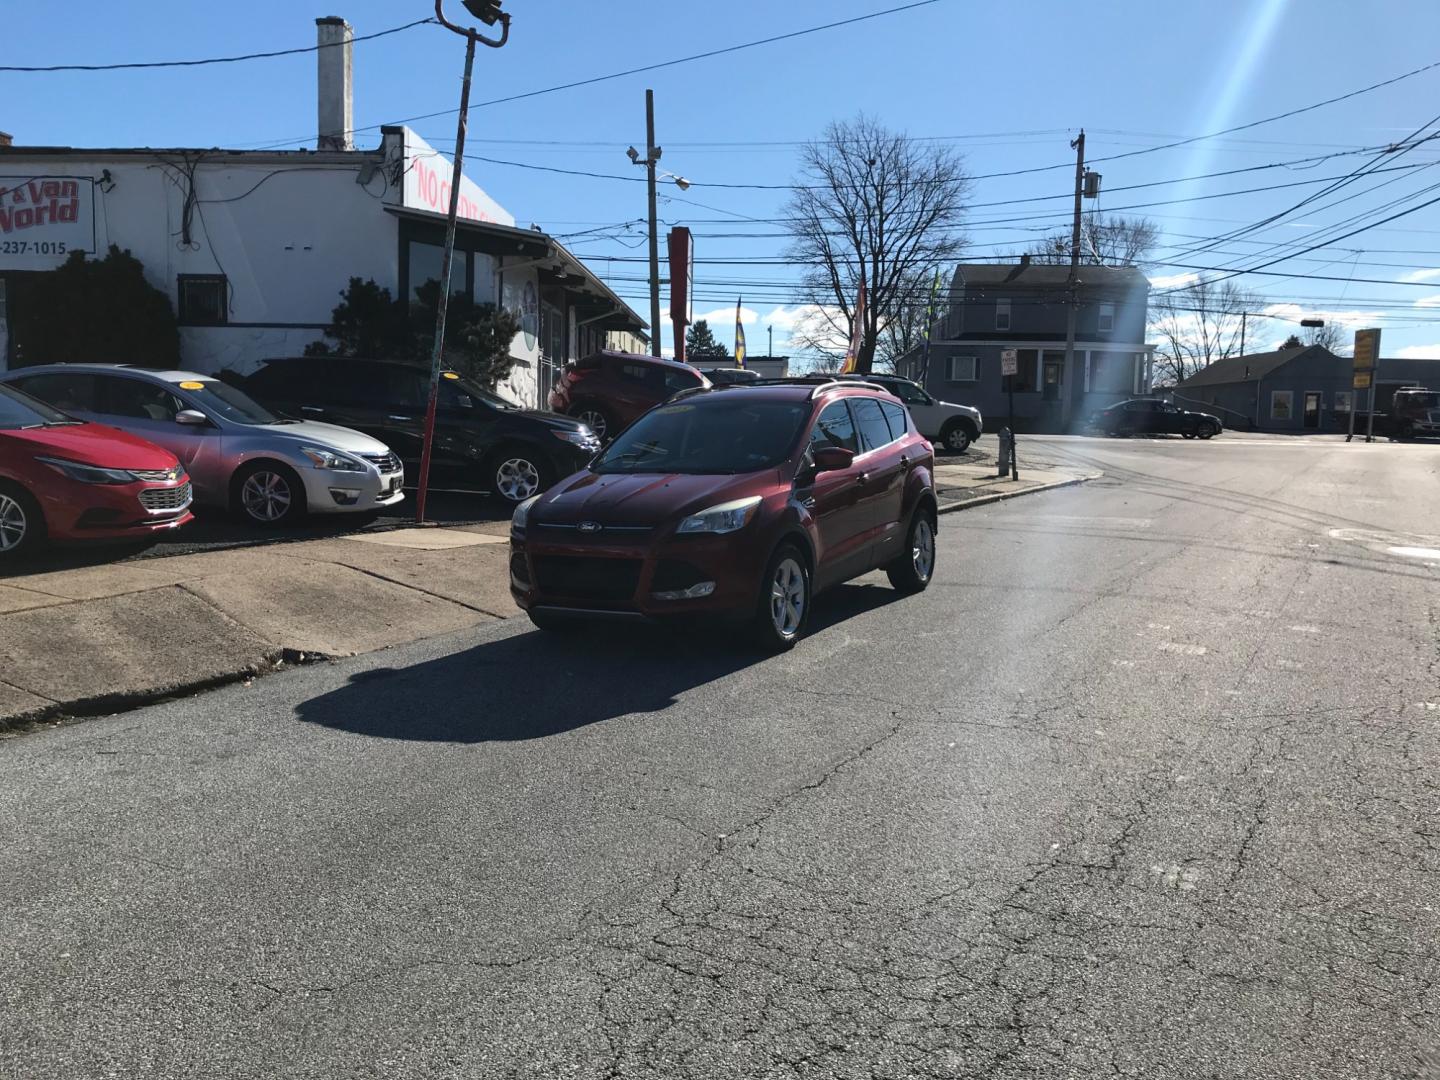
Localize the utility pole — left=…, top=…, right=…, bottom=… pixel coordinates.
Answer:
left=1240, top=311, right=1247, bottom=358
left=645, top=90, right=661, bottom=357
left=1060, top=130, right=1085, bottom=432
left=768, top=324, right=773, bottom=359
left=416, top=0, right=510, bottom=525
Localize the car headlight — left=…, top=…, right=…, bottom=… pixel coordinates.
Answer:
left=300, top=445, right=365, bottom=472
left=553, top=428, right=600, bottom=450
left=676, top=496, right=762, bottom=535
left=35, top=456, right=136, bottom=485
left=512, top=494, right=541, bottom=531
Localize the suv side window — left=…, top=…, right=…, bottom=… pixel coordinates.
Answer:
left=891, top=381, right=931, bottom=406
left=809, top=400, right=858, bottom=454
left=99, top=376, right=185, bottom=421
left=11, top=373, right=101, bottom=413
left=851, top=397, right=894, bottom=452
left=617, top=362, right=652, bottom=384
left=662, top=367, right=702, bottom=393
left=879, top=400, right=909, bottom=439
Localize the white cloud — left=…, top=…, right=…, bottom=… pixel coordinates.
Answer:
left=1400, top=267, right=1440, bottom=284
left=1414, top=294, right=1440, bottom=309
left=693, top=305, right=759, bottom=328
left=1393, top=344, right=1440, bottom=360
left=1148, top=272, right=1198, bottom=290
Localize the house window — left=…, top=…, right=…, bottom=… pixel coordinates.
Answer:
left=1097, top=303, right=1115, bottom=333
left=1335, top=391, right=1352, bottom=413
left=1011, top=348, right=1038, bottom=393
left=947, top=355, right=978, bottom=382
left=1270, top=390, right=1293, bottom=420
left=177, top=275, right=228, bottom=326
left=995, top=299, right=1011, bottom=331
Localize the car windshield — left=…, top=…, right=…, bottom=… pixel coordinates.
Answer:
left=0, top=382, right=79, bottom=429
left=593, top=398, right=810, bottom=475
left=1398, top=391, right=1439, bottom=408
left=183, top=380, right=281, bottom=425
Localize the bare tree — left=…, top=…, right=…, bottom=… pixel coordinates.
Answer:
left=1028, top=213, right=1159, bottom=268
left=785, top=116, right=969, bottom=372
left=1150, top=278, right=1260, bottom=385
left=875, top=265, right=945, bottom=373
left=1305, top=321, right=1345, bottom=353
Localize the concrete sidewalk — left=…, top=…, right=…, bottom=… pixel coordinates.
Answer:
left=0, top=448, right=1098, bottom=729
left=932, top=444, right=1099, bottom=512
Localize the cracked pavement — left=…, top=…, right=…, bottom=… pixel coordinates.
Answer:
left=2, top=435, right=1439, bottom=1078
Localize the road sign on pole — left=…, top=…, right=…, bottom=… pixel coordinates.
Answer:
left=1348, top=328, right=1381, bottom=443
left=1001, top=350, right=1018, bottom=480
left=1001, top=348, right=1018, bottom=377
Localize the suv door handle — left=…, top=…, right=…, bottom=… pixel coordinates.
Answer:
left=388, top=414, right=413, bottom=422
left=855, top=471, right=869, bottom=486
left=300, top=405, right=324, bottom=415
left=900, top=455, right=912, bottom=470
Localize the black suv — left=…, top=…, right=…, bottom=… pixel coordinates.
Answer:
left=238, top=357, right=601, bottom=504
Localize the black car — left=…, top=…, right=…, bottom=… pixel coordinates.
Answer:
left=238, top=357, right=601, bottom=504
left=1092, top=398, right=1222, bottom=439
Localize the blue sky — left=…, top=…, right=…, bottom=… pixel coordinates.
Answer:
left=8, top=0, right=1440, bottom=359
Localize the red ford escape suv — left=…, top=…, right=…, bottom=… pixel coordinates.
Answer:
left=0, top=382, right=193, bottom=562
left=548, top=351, right=710, bottom=442
left=511, top=379, right=938, bottom=650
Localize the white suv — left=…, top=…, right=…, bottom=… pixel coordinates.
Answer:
left=842, top=374, right=983, bottom=453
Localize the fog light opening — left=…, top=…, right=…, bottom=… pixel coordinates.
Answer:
left=652, top=581, right=716, bottom=601
left=329, top=488, right=362, bottom=506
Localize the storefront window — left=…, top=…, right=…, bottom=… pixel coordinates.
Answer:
left=1271, top=391, right=1293, bottom=420
left=408, top=241, right=465, bottom=302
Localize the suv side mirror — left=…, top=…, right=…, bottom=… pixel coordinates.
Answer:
left=813, top=446, right=854, bottom=472
left=175, top=409, right=209, bottom=426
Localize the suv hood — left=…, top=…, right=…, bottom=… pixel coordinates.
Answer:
left=254, top=420, right=391, bottom=455
left=534, top=470, right=762, bottom=527
left=3, top=422, right=181, bottom=470
left=937, top=400, right=981, bottom=420
left=514, top=408, right=590, bottom=432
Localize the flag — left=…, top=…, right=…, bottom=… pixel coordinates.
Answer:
left=841, top=273, right=867, bottom=374
left=734, top=297, right=747, bottom=367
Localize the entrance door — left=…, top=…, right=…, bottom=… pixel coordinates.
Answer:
left=1042, top=351, right=1064, bottom=401
left=1303, top=391, right=1321, bottom=429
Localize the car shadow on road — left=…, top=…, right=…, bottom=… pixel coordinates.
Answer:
left=293, top=580, right=904, bottom=743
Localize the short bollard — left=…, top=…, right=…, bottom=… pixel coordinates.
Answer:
left=997, top=427, right=1019, bottom=481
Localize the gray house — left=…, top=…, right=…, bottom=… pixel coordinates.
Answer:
left=1172, top=345, right=1440, bottom=432
left=895, top=259, right=1157, bottom=433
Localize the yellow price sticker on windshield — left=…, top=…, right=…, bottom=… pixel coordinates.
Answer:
left=442, top=371, right=461, bottom=380
left=178, top=381, right=206, bottom=390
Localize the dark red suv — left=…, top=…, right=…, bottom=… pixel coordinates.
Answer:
left=548, top=351, right=710, bottom=442
left=511, top=379, right=938, bottom=650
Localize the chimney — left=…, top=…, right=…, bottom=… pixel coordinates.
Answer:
left=0, top=132, right=13, bottom=148
left=1019, top=253, right=1031, bottom=267
left=315, top=17, right=354, bottom=152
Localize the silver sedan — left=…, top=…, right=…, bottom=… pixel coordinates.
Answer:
left=0, top=365, right=404, bottom=527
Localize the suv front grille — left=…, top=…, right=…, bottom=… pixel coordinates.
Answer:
left=531, top=555, right=642, bottom=608
left=139, top=483, right=192, bottom=513
left=363, top=452, right=403, bottom=474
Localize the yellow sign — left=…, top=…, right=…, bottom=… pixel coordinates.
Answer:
left=1353, top=370, right=1372, bottom=389
left=442, top=371, right=461, bottom=380
left=178, top=381, right=206, bottom=390
left=1352, top=328, right=1380, bottom=371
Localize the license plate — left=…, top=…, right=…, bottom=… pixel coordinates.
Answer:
left=387, top=476, right=402, bottom=494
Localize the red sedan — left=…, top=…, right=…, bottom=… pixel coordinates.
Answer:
left=0, top=382, right=194, bottom=561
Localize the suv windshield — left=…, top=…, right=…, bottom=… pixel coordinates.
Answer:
left=0, top=383, right=77, bottom=430
left=1396, top=391, right=1439, bottom=409
left=184, top=380, right=280, bottom=426
left=594, top=398, right=810, bottom=475
left=441, top=372, right=514, bottom=411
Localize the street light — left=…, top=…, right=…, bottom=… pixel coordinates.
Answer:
left=414, top=0, right=512, bottom=525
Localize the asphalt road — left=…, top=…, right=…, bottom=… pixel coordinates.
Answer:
left=3, top=436, right=1439, bottom=1079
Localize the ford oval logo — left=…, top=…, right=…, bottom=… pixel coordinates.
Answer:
left=577, top=521, right=601, bottom=533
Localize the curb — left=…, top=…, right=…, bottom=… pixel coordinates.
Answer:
left=936, top=472, right=1101, bottom=516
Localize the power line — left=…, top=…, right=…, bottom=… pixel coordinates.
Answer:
left=243, top=0, right=947, bottom=149
left=0, top=18, right=435, bottom=73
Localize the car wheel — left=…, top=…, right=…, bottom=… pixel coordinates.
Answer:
left=1399, top=422, right=1417, bottom=441
left=486, top=447, right=552, bottom=506
left=233, top=461, right=306, bottom=527
left=887, top=505, right=937, bottom=594
left=570, top=403, right=614, bottom=443
left=0, top=483, right=44, bottom=562
left=939, top=421, right=973, bottom=454
left=1182, top=432, right=1196, bottom=440
left=752, top=543, right=811, bottom=653
left=1197, top=422, right=1219, bottom=439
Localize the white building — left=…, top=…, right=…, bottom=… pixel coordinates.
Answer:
left=0, top=17, right=646, bottom=409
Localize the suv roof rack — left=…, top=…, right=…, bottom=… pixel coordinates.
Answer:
left=742, top=376, right=891, bottom=398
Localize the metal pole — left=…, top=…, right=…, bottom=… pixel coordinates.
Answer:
left=768, top=325, right=773, bottom=359
left=1346, top=387, right=1357, bottom=442
left=646, top=89, right=661, bottom=358
left=415, top=30, right=477, bottom=524
left=1240, top=311, right=1247, bottom=358
left=1366, top=381, right=1377, bottom=443
left=1060, top=130, right=1084, bottom=433
left=1008, top=374, right=1018, bottom=480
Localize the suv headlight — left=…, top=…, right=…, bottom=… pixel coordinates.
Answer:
left=677, top=496, right=762, bottom=535
left=512, top=494, right=541, bottom=531
left=553, top=429, right=600, bottom=449
left=35, top=456, right=136, bottom=485
left=300, top=445, right=365, bottom=472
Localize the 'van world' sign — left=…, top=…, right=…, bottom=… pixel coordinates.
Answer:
left=0, top=175, right=97, bottom=267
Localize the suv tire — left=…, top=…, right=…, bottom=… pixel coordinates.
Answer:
left=1197, top=422, right=1219, bottom=439
left=0, top=482, right=44, bottom=562
left=752, top=543, right=811, bottom=652
left=887, top=506, right=937, bottom=594
left=570, top=402, right=616, bottom=443
left=939, top=420, right=974, bottom=454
